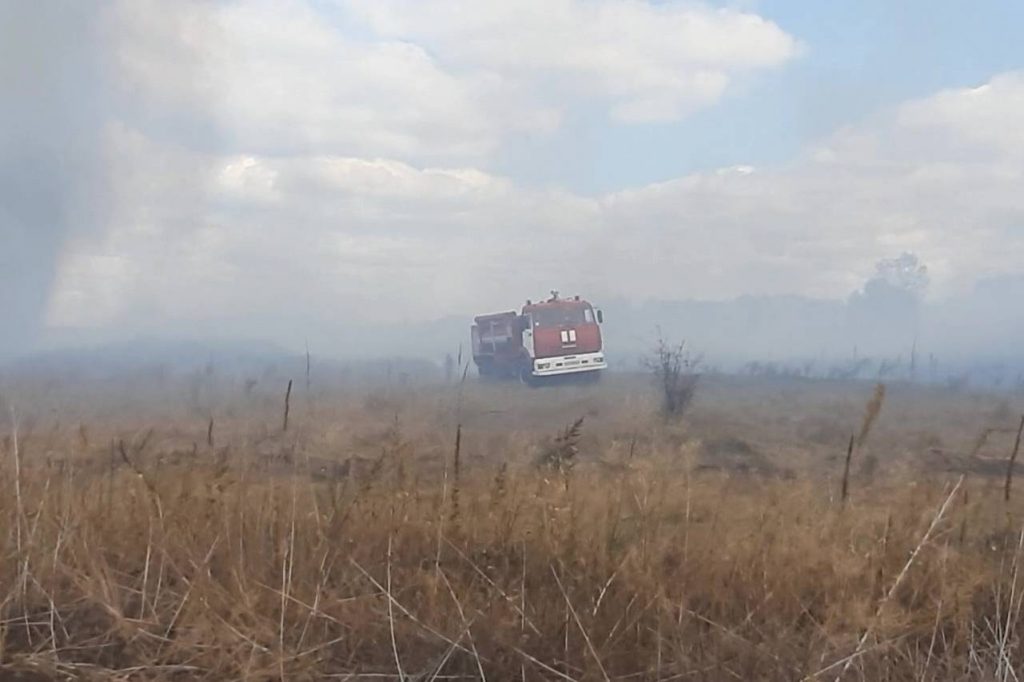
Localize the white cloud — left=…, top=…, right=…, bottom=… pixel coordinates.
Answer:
left=108, top=0, right=797, bottom=166
left=111, top=0, right=540, bottom=161
left=897, top=73, right=1024, bottom=157
left=344, top=0, right=799, bottom=123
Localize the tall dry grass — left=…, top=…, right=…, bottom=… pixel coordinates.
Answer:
left=0, top=380, right=1023, bottom=680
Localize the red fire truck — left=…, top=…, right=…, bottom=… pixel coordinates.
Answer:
left=471, top=292, right=606, bottom=384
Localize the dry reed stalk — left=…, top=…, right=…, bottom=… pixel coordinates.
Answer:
left=857, top=383, right=886, bottom=448
left=9, top=405, right=32, bottom=646
left=821, top=474, right=964, bottom=681
left=279, top=479, right=297, bottom=680
left=438, top=365, right=469, bottom=564
left=520, top=542, right=528, bottom=682
left=117, top=436, right=164, bottom=521
left=922, top=596, right=943, bottom=678
left=9, top=406, right=23, bottom=561
left=959, top=486, right=970, bottom=547
left=1004, top=414, right=1024, bottom=503
left=305, top=340, right=311, bottom=395
left=437, top=568, right=486, bottom=681
left=450, top=423, right=462, bottom=529
left=139, top=516, right=153, bottom=620
left=492, top=462, right=508, bottom=503
left=385, top=536, right=405, bottom=681
left=551, top=565, right=611, bottom=682
left=840, top=434, right=855, bottom=505
left=283, top=379, right=293, bottom=432
left=435, top=452, right=449, bottom=573
left=207, top=416, right=215, bottom=447
left=996, top=527, right=1024, bottom=679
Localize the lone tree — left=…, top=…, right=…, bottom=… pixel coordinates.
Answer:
left=848, top=252, right=929, bottom=352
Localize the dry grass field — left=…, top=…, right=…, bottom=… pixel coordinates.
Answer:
left=2, top=368, right=1024, bottom=680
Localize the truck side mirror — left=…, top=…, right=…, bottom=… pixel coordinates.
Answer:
left=597, top=310, right=604, bottom=324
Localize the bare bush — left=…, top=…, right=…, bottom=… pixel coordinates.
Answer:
left=646, top=333, right=701, bottom=419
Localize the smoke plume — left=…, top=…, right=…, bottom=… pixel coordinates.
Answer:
left=0, top=2, right=110, bottom=355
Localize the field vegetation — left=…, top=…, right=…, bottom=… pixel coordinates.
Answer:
left=2, top=367, right=1024, bottom=680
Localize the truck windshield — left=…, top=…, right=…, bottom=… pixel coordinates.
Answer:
left=531, top=306, right=591, bottom=328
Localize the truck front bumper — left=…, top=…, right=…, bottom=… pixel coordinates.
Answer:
left=532, top=351, right=607, bottom=377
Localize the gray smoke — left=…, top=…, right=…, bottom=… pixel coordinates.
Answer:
left=0, top=2, right=110, bottom=355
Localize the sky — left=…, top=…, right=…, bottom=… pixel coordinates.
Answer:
left=4, top=0, right=1024, bottom=355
